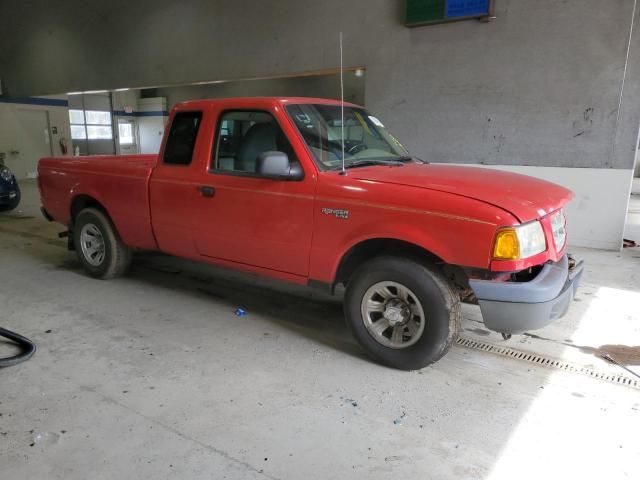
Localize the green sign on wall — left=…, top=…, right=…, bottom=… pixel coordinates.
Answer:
left=406, top=0, right=493, bottom=27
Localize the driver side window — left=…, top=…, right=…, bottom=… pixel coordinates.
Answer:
left=212, top=110, right=298, bottom=174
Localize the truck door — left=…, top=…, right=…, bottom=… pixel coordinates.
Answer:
left=149, top=110, right=206, bottom=258
left=193, top=108, right=315, bottom=278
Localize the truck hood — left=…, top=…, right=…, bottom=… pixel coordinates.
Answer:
left=351, top=163, right=574, bottom=222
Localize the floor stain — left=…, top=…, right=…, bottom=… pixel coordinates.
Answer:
left=0, top=225, right=65, bottom=247
left=522, top=332, right=555, bottom=342
left=578, top=345, right=640, bottom=366
left=523, top=333, right=640, bottom=366
left=0, top=215, right=35, bottom=221
left=466, top=327, right=491, bottom=337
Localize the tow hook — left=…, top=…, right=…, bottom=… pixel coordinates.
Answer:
left=568, top=254, right=584, bottom=274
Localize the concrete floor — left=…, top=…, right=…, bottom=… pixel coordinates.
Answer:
left=1, top=181, right=639, bottom=479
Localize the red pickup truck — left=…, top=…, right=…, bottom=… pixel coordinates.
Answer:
left=38, top=97, right=583, bottom=370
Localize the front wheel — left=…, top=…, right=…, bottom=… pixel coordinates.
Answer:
left=73, top=208, right=132, bottom=279
left=344, top=256, right=461, bottom=370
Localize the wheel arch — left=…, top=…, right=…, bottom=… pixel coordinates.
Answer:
left=70, top=194, right=111, bottom=226
left=333, top=237, right=447, bottom=289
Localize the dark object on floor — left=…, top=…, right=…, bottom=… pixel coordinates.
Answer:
left=623, top=239, right=638, bottom=248
left=0, top=327, right=36, bottom=367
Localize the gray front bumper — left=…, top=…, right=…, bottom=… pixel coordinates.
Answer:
left=468, top=255, right=584, bottom=334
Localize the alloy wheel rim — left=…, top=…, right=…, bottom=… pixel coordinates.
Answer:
left=80, top=223, right=106, bottom=267
left=361, top=281, right=426, bottom=349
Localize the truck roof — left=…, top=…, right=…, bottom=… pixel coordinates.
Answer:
left=173, top=96, right=362, bottom=111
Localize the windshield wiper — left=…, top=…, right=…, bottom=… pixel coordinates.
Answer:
left=343, top=159, right=405, bottom=169
left=396, top=155, right=428, bottom=164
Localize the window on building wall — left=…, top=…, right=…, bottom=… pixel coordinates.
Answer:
left=69, top=109, right=113, bottom=140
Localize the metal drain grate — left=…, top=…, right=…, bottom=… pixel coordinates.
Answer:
left=456, top=337, right=640, bottom=390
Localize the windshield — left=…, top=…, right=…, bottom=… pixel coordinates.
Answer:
left=285, top=104, right=410, bottom=170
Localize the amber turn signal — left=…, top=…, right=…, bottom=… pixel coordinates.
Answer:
left=493, top=229, right=520, bottom=260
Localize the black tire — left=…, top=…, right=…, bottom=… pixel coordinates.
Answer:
left=344, top=256, right=461, bottom=370
left=0, top=186, right=20, bottom=212
left=73, top=207, right=132, bottom=279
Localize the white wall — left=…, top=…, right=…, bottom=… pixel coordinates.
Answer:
left=0, top=96, right=70, bottom=179
left=137, top=97, right=168, bottom=154
left=450, top=164, right=634, bottom=251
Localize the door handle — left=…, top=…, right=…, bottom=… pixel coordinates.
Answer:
left=198, top=185, right=216, bottom=198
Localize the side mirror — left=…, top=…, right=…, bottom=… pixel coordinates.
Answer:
left=256, top=151, right=303, bottom=181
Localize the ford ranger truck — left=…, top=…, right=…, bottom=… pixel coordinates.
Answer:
left=38, top=97, right=584, bottom=370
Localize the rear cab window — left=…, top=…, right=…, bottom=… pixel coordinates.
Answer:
left=163, top=111, right=203, bottom=165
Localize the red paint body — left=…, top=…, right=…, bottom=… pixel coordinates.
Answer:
left=38, top=98, right=573, bottom=285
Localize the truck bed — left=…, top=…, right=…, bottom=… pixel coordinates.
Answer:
left=38, top=154, right=159, bottom=250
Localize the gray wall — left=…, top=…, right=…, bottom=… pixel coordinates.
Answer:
left=151, top=74, right=365, bottom=111
left=1, top=0, right=639, bottom=170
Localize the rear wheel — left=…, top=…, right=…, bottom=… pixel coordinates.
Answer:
left=73, top=208, right=131, bottom=279
left=344, top=256, right=461, bottom=370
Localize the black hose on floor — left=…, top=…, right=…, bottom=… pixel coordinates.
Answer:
left=0, top=327, right=36, bottom=367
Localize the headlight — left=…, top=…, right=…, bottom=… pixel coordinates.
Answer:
left=493, top=221, right=547, bottom=260
left=550, top=210, right=567, bottom=251
left=0, top=166, right=13, bottom=182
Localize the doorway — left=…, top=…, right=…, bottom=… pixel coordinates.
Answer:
left=116, top=118, right=139, bottom=155
left=14, top=109, right=53, bottom=178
